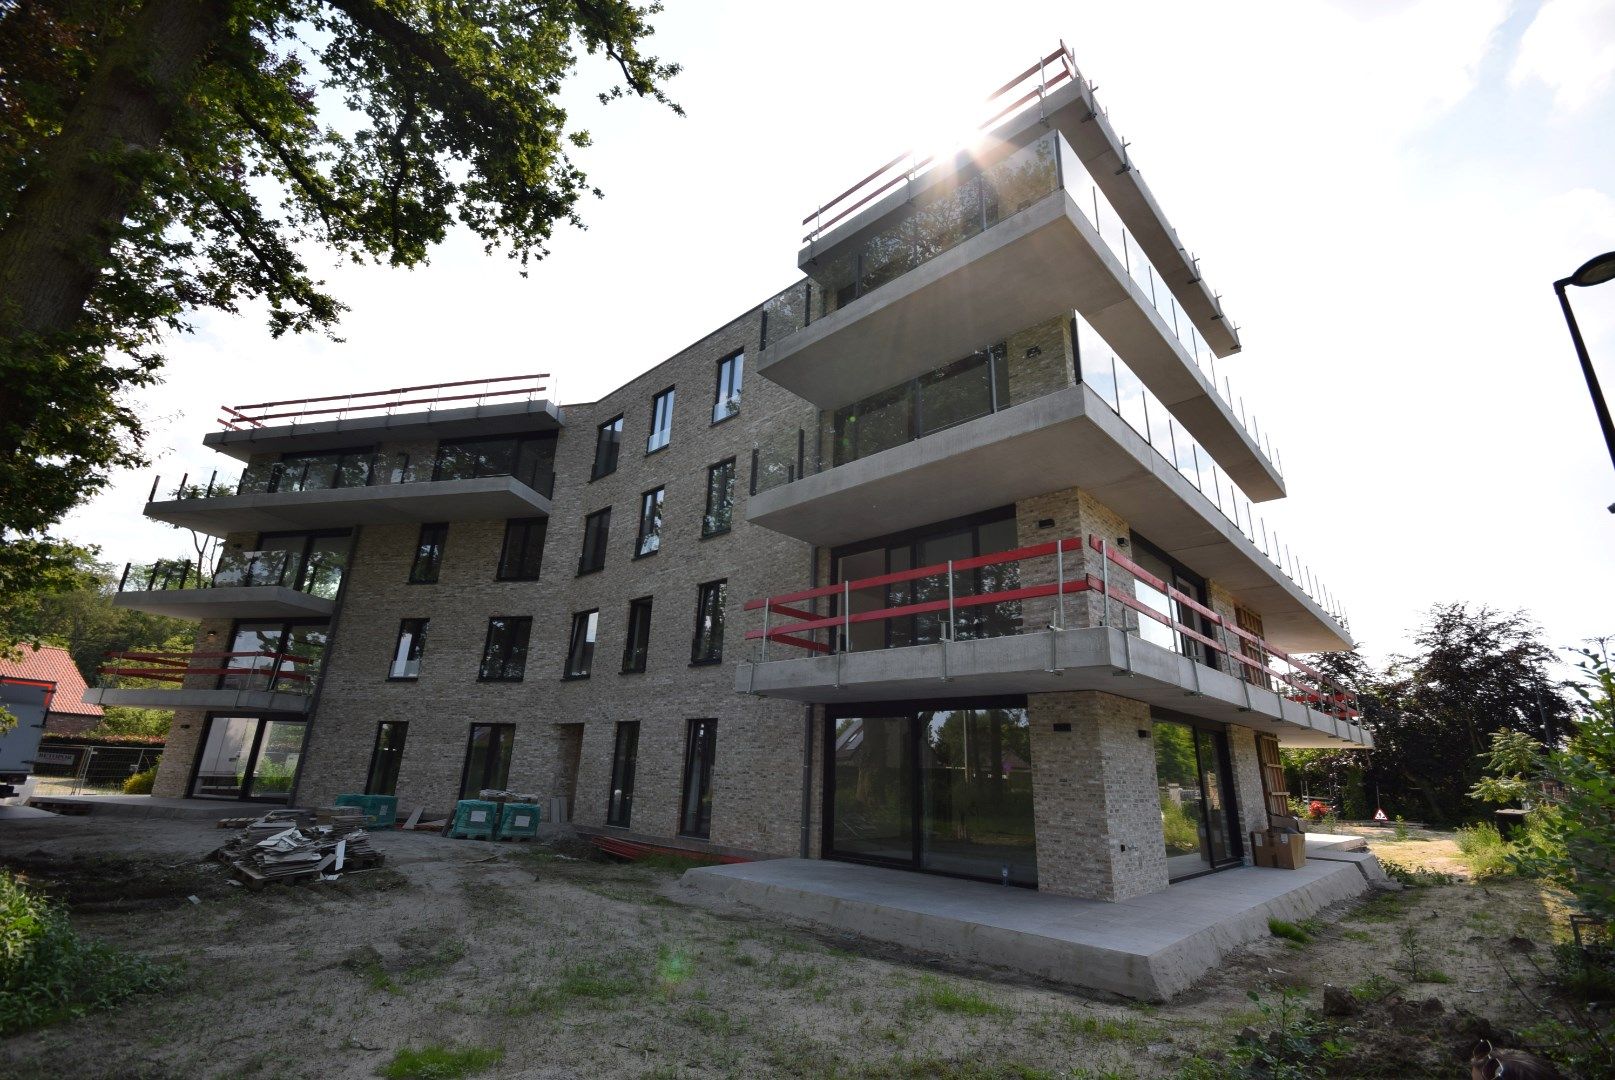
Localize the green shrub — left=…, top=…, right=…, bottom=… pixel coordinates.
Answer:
left=378, top=1045, right=502, bottom=1079
left=1455, top=822, right=1513, bottom=879
left=122, top=764, right=158, bottom=794
left=0, top=869, right=167, bottom=1034
left=1267, top=918, right=1313, bottom=945
left=1392, top=814, right=1409, bottom=841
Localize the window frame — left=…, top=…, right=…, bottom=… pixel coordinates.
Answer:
left=563, top=609, right=600, bottom=680
left=621, top=596, right=653, bottom=673
left=496, top=517, right=547, bottom=581
left=646, top=385, right=676, bottom=454
left=387, top=618, right=429, bottom=681
left=577, top=507, right=612, bottom=575
left=678, top=718, right=717, bottom=839
left=591, top=414, right=624, bottom=481
left=477, top=616, right=532, bottom=682
left=633, top=486, right=665, bottom=559
left=711, top=351, right=744, bottom=424
left=605, top=720, right=640, bottom=828
left=459, top=722, right=515, bottom=801
left=364, top=721, right=408, bottom=796
left=690, top=579, right=727, bottom=665
left=702, top=458, right=736, bottom=538
left=408, top=523, right=448, bottom=584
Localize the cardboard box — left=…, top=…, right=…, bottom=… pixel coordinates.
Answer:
left=1251, top=830, right=1307, bottom=870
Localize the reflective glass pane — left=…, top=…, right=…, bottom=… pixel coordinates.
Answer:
left=249, top=720, right=304, bottom=800
left=919, top=707, right=1035, bottom=886
left=1156, top=720, right=1211, bottom=880
left=831, top=716, right=912, bottom=863
left=191, top=717, right=256, bottom=798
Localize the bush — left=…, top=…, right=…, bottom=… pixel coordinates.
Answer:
left=1307, top=799, right=1329, bottom=820
left=122, top=764, right=157, bottom=795
left=0, top=870, right=168, bottom=1034
left=1455, top=822, right=1513, bottom=879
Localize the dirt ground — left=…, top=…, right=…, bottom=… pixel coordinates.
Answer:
left=0, top=816, right=1586, bottom=1079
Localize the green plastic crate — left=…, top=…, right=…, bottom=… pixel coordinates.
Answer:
left=333, top=793, right=397, bottom=829
left=447, top=799, right=498, bottom=839
left=497, top=802, right=542, bottom=841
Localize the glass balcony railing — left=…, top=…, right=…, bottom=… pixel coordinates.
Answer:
left=760, top=128, right=1279, bottom=480
left=748, top=309, right=1348, bottom=632
left=150, top=449, right=556, bottom=507
left=117, top=548, right=347, bottom=601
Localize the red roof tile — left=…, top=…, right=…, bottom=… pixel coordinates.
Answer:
left=0, top=644, right=103, bottom=717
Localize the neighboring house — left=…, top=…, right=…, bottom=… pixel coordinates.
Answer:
left=92, top=45, right=1369, bottom=904
left=0, top=644, right=103, bottom=736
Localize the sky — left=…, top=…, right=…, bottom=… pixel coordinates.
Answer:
left=59, top=0, right=1615, bottom=671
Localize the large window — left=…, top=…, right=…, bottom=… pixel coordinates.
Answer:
left=647, top=386, right=675, bottom=453
left=478, top=616, right=531, bottom=682
left=1153, top=716, right=1242, bottom=881
left=606, top=721, right=640, bottom=827
left=365, top=721, right=408, bottom=796
left=578, top=508, right=611, bottom=574
left=702, top=459, right=735, bottom=537
left=825, top=700, right=1035, bottom=886
left=832, top=346, right=1009, bottom=466
left=564, top=610, right=599, bottom=679
left=592, top=415, right=623, bottom=480
left=622, top=597, right=653, bottom=673
left=409, top=523, right=448, bottom=584
left=712, top=352, right=743, bottom=423
left=215, top=529, right=350, bottom=599
left=679, top=719, right=718, bottom=838
left=433, top=432, right=555, bottom=494
left=634, top=487, right=664, bottom=557
left=497, top=518, right=547, bottom=581
left=461, top=723, right=514, bottom=800
left=388, top=618, right=428, bottom=680
left=219, top=620, right=327, bottom=693
left=832, top=508, right=1021, bottom=652
left=189, top=716, right=307, bottom=802
left=270, top=447, right=374, bottom=492
left=1130, top=534, right=1216, bottom=669
left=690, top=579, right=726, bottom=664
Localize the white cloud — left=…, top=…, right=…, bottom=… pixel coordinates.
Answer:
left=1511, top=0, right=1615, bottom=112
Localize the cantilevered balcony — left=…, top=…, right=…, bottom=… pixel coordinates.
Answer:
left=737, top=536, right=1368, bottom=749
left=83, top=649, right=318, bottom=715
left=111, top=549, right=340, bottom=621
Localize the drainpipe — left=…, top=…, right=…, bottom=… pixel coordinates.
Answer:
left=798, top=542, right=820, bottom=858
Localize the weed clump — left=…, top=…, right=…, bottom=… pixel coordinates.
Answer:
left=378, top=1044, right=502, bottom=1079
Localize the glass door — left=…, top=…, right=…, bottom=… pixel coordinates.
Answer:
left=831, top=714, right=914, bottom=864
left=190, top=716, right=306, bottom=801
left=1154, top=718, right=1242, bottom=881
left=461, top=724, right=515, bottom=799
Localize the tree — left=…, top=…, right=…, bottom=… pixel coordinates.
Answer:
left=0, top=0, right=682, bottom=609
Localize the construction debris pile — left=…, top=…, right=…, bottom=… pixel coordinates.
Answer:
left=213, top=806, right=384, bottom=888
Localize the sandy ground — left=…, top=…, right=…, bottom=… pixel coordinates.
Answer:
left=0, top=816, right=1579, bottom=1079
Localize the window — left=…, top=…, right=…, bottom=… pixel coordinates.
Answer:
left=409, top=523, right=448, bottom=584
left=433, top=433, right=555, bottom=493
left=217, top=529, right=351, bottom=599
left=578, top=508, right=611, bottom=574
left=461, top=723, right=514, bottom=800
left=388, top=619, right=429, bottom=680
left=690, top=579, right=727, bottom=664
left=497, top=518, right=547, bottom=581
left=712, top=352, right=744, bottom=422
left=832, top=345, right=1009, bottom=465
left=564, top=610, right=599, bottom=679
left=647, top=386, right=675, bottom=453
left=634, top=487, right=664, bottom=557
left=702, top=459, right=736, bottom=536
left=478, top=616, right=531, bottom=681
left=679, top=719, right=717, bottom=838
left=592, top=415, right=623, bottom=480
left=606, top=721, right=640, bottom=827
left=270, top=447, right=374, bottom=492
left=365, top=721, right=408, bottom=796
left=622, top=597, right=653, bottom=673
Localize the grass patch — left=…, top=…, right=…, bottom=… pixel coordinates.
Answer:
left=342, top=945, right=394, bottom=991
left=556, top=959, right=641, bottom=1001
left=1267, top=918, right=1313, bottom=945
left=1380, top=859, right=1461, bottom=887
left=1454, top=822, right=1513, bottom=879
left=377, top=1044, right=501, bottom=1079
left=1061, top=1012, right=1146, bottom=1043
left=0, top=869, right=168, bottom=1034
left=908, top=975, right=1011, bottom=1018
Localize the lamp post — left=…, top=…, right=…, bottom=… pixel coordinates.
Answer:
left=1554, top=250, right=1615, bottom=513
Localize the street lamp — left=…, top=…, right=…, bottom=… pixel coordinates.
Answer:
left=1553, top=250, right=1615, bottom=513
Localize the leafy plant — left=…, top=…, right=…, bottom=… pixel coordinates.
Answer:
left=1392, top=815, right=1409, bottom=841
left=378, top=1044, right=502, bottom=1080
left=1394, top=926, right=1446, bottom=984
left=1455, top=822, right=1513, bottom=879
left=1267, top=919, right=1313, bottom=945
left=1468, top=727, right=1543, bottom=806
left=0, top=869, right=168, bottom=1034
left=122, top=763, right=158, bottom=794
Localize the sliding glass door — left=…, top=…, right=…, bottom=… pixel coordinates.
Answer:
left=189, top=715, right=306, bottom=801
left=827, top=699, right=1035, bottom=886
left=1153, top=716, right=1242, bottom=881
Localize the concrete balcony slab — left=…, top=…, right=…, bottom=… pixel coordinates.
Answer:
left=747, top=384, right=1346, bottom=652
left=203, top=398, right=563, bottom=461
left=82, top=687, right=312, bottom=715
left=737, top=625, right=1369, bottom=749
left=143, top=475, right=551, bottom=538
left=112, top=586, right=335, bottom=622
left=677, top=855, right=1377, bottom=1000
left=763, top=191, right=1281, bottom=500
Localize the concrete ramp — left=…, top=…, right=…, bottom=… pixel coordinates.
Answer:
left=679, top=857, right=1378, bottom=1000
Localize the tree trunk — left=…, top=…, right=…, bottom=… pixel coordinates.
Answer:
left=0, top=0, right=225, bottom=346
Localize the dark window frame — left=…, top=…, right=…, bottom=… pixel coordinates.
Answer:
left=621, top=596, right=653, bottom=673
left=578, top=507, right=612, bottom=575
left=496, top=517, right=547, bottom=581
left=432, top=432, right=556, bottom=494
left=477, top=616, right=532, bottom=682
left=563, top=609, right=599, bottom=680
left=646, top=385, right=676, bottom=454
left=408, top=522, right=449, bottom=584
left=591, top=415, right=624, bottom=481
left=365, top=721, right=408, bottom=796
left=269, top=445, right=377, bottom=493
left=605, top=720, right=640, bottom=828
left=702, top=458, right=736, bottom=537
left=459, top=722, right=515, bottom=801
left=690, top=579, right=727, bottom=665
left=387, top=618, right=429, bottom=681
left=633, top=486, right=665, bottom=559
left=678, top=718, right=718, bottom=838
left=711, top=351, right=744, bottom=424
left=832, top=344, right=1009, bottom=466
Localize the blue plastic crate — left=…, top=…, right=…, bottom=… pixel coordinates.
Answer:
left=333, top=793, right=397, bottom=829
left=497, top=802, right=542, bottom=841
left=447, top=799, right=498, bottom=839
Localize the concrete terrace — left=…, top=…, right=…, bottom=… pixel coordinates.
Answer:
left=679, top=836, right=1387, bottom=1001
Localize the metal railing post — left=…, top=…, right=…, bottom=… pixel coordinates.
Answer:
left=1099, top=539, right=1111, bottom=628
left=118, top=562, right=131, bottom=592
left=761, top=604, right=771, bottom=663
left=842, top=580, right=851, bottom=655
left=1054, top=543, right=1066, bottom=630
left=946, top=560, right=956, bottom=641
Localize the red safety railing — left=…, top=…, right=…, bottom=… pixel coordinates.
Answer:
left=745, top=534, right=1358, bottom=723
left=802, top=42, right=1079, bottom=243
left=98, top=650, right=318, bottom=692
left=217, top=373, right=550, bottom=431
